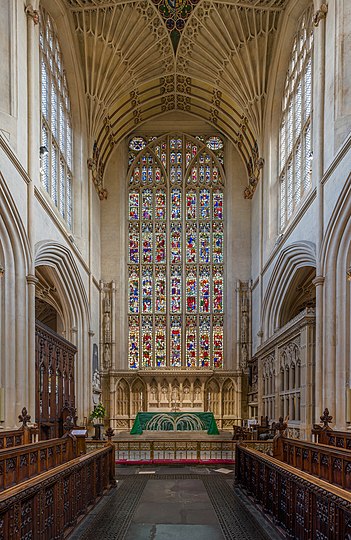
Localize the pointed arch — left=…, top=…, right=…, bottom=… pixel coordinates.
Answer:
left=262, top=241, right=316, bottom=338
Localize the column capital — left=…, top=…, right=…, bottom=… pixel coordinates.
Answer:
left=25, top=4, right=40, bottom=25
left=26, top=273, right=38, bottom=286
left=312, top=275, right=325, bottom=287
left=313, top=4, right=328, bottom=27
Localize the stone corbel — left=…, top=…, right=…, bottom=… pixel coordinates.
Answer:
left=25, top=4, right=39, bottom=25
left=313, top=4, right=328, bottom=27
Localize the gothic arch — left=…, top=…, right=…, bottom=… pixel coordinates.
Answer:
left=262, top=241, right=316, bottom=338
left=0, top=173, right=32, bottom=426
left=34, top=240, right=91, bottom=420
left=115, top=378, right=130, bottom=417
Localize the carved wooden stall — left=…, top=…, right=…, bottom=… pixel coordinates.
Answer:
left=35, top=321, right=76, bottom=439
left=235, top=444, right=351, bottom=539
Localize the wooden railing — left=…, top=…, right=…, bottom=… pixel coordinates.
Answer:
left=0, top=435, right=77, bottom=492
left=280, top=438, right=351, bottom=490
left=0, top=445, right=115, bottom=539
left=87, top=438, right=236, bottom=462
left=313, top=428, right=351, bottom=450
left=235, top=444, right=351, bottom=539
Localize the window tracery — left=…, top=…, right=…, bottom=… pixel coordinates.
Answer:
left=279, top=6, right=313, bottom=230
left=40, top=8, right=73, bottom=229
left=127, top=134, right=225, bottom=369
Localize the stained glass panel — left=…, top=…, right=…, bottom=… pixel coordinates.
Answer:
left=129, top=268, right=139, bottom=314
left=213, top=268, right=224, bottom=313
left=142, top=224, right=153, bottom=263
left=142, top=318, right=153, bottom=367
left=142, top=189, right=153, bottom=219
left=199, top=267, right=210, bottom=313
left=170, top=267, right=181, bottom=313
left=128, top=318, right=139, bottom=369
left=213, top=223, right=224, bottom=264
left=142, top=268, right=153, bottom=313
left=155, top=190, right=166, bottom=219
left=155, top=268, right=166, bottom=313
left=199, top=224, right=210, bottom=263
left=155, top=317, right=166, bottom=367
left=213, top=318, right=223, bottom=369
left=170, top=316, right=181, bottom=367
left=129, top=136, right=146, bottom=152
left=129, top=192, right=139, bottom=220
left=171, top=189, right=181, bottom=220
left=200, top=189, right=210, bottom=219
left=171, top=224, right=182, bottom=264
left=186, top=191, right=197, bottom=220
left=186, top=268, right=197, bottom=313
left=186, top=224, right=197, bottom=263
left=129, top=224, right=139, bottom=264
left=199, top=318, right=210, bottom=368
left=155, top=224, right=166, bottom=264
left=213, top=190, right=223, bottom=220
left=186, top=317, right=197, bottom=367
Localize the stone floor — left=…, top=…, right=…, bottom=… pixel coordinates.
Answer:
left=68, top=465, right=282, bottom=540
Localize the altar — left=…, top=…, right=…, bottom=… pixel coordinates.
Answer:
left=130, top=412, right=219, bottom=435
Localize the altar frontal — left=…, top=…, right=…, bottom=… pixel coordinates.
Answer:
left=130, top=412, right=219, bottom=435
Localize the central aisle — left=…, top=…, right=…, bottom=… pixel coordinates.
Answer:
left=69, top=466, right=281, bottom=540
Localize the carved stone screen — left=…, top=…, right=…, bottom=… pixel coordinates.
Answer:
left=127, top=134, right=225, bottom=369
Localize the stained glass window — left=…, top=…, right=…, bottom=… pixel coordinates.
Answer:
left=128, top=134, right=225, bottom=368
left=40, top=8, right=73, bottom=229
left=279, top=6, right=313, bottom=229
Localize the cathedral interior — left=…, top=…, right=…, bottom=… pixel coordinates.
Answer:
left=0, top=0, right=351, bottom=538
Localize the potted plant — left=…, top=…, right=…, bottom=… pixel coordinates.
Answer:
left=89, top=402, right=106, bottom=425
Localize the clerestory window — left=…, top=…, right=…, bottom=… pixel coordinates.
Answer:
left=127, top=134, right=225, bottom=369
left=39, top=8, right=73, bottom=229
left=279, top=6, right=314, bottom=230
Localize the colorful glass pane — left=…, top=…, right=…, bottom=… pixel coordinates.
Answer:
left=186, top=225, right=197, bottom=263
left=170, top=165, right=176, bottom=183
left=213, top=322, right=223, bottom=368
left=199, top=224, right=210, bottom=263
left=205, top=165, right=211, bottom=183
left=186, top=318, right=197, bottom=367
left=186, top=269, right=197, bottom=313
left=171, top=188, right=181, bottom=220
left=199, top=268, right=210, bottom=313
left=142, top=165, right=147, bottom=183
left=213, top=268, right=224, bottom=313
left=155, top=167, right=162, bottom=184
left=186, top=191, right=196, bottom=219
left=170, top=267, right=181, bottom=313
left=133, top=167, right=140, bottom=183
left=212, top=166, right=219, bottom=183
left=129, top=227, right=139, bottom=264
left=171, top=224, right=182, bottom=263
left=142, top=268, right=152, bottom=313
left=129, top=136, right=146, bottom=151
left=213, top=223, right=223, bottom=264
left=155, top=190, right=166, bottom=219
left=128, top=319, right=139, bottom=369
left=199, top=165, right=205, bottom=183
left=129, top=191, right=139, bottom=220
left=142, top=189, right=153, bottom=219
left=170, top=317, right=181, bottom=367
left=206, top=136, right=224, bottom=151
left=177, top=165, right=182, bottom=183
left=155, top=226, right=166, bottom=264
left=200, top=189, right=210, bottom=219
left=170, top=151, right=176, bottom=164
left=129, top=269, right=139, bottom=313
left=142, top=318, right=153, bottom=367
left=155, top=318, right=166, bottom=367
left=155, top=269, right=166, bottom=313
left=213, top=190, right=223, bottom=220
left=142, top=225, right=153, bottom=263
left=199, top=318, right=210, bottom=368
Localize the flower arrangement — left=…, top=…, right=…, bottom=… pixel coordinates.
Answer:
left=89, top=402, right=106, bottom=421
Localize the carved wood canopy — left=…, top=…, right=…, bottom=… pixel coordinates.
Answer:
left=65, top=0, right=288, bottom=195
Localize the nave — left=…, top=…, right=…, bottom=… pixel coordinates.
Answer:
left=69, top=465, right=279, bottom=540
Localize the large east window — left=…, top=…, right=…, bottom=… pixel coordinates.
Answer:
left=127, top=134, right=225, bottom=369
left=279, top=6, right=313, bottom=230
left=40, top=8, right=73, bottom=229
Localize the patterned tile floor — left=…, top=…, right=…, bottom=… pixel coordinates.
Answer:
left=68, top=465, right=282, bottom=540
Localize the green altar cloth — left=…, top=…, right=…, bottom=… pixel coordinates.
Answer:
left=130, top=412, right=219, bottom=435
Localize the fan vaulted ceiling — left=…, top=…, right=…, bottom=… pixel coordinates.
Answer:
left=66, top=0, right=288, bottom=197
